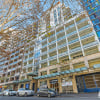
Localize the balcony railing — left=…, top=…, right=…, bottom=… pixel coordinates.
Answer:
left=80, top=32, right=94, bottom=40
left=65, top=24, right=75, bottom=31
left=49, top=47, right=56, bottom=53
left=67, top=31, right=77, bottom=37
left=48, top=40, right=56, bottom=45
left=49, top=55, right=57, bottom=61
left=78, top=24, right=91, bottom=32
left=40, top=58, right=47, bottom=63
left=57, top=43, right=67, bottom=49
left=41, top=51, right=47, bottom=56
left=76, top=17, right=88, bottom=25
left=58, top=51, right=68, bottom=58
left=56, top=30, right=64, bottom=35
left=68, top=38, right=79, bottom=45
left=57, top=36, right=66, bottom=42
left=83, top=41, right=99, bottom=49
left=70, top=47, right=81, bottom=53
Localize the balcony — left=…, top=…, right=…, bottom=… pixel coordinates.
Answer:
left=48, top=40, right=56, bottom=45
left=83, top=41, right=99, bottom=49
left=76, top=17, right=88, bottom=25
left=40, top=58, right=47, bottom=63
left=56, top=30, right=64, bottom=35
left=65, top=24, right=75, bottom=31
left=70, top=47, right=81, bottom=54
left=57, top=43, right=67, bottom=49
left=41, top=51, right=47, bottom=56
left=42, top=44, right=47, bottom=48
left=57, top=36, right=66, bottom=42
left=68, top=38, right=79, bottom=45
left=78, top=24, right=91, bottom=32
left=67, top=31, right=77, bottom=37
left=49, top=47, right=56, bottom=53
left=41, top=38, right=47, bottom=43
left=80, top=32, right=94, bottom=40
left=58, top=51, right=68, bottom=58
left=49, top=55, right=57, bottom=61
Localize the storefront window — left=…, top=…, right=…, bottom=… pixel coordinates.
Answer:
left=61, top=77, right=73, bottom=93
left=40, top=81, right=47, bottom=88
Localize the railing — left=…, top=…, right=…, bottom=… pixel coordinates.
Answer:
left=76, top=17, right=88, bottom=25
left=57, top=36, right=66, bottom=42
left=56, top=30, right=64, bottom=35
left=48, top=40, right=56, bottom=45
left=67, top=31, right=77, bottom=37
left=68, top=38, right=79, bottom=45
left=57, top=43, right=67, bottom=49
left=40, top=58, right=47, bottom=63
left=80, top=32, right=94, bottom=40
left=83, top=41, right=99, bottom=49
left=70, top=47, right=81, bottom=53
left=49, top=55, right=57, bottom=60
left=78, top=24, right=91, bottom=32
left=65, top=24, right=75, bottom=31
left=49, top=47, right=56, bottom=53
left=58, top=51, right=68, bottom=57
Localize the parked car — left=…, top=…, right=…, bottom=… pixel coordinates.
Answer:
left=98, top=91, right=100, bottom=98
left=37, top=88, right=56, bottom=98
left=16, top=88, right=34, bottom=96
left=0, top=91, right=3, bottom=96
left=3, top=89, right=16, bottom=96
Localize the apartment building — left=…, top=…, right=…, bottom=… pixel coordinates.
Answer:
left=0, top=25, right=39, bottom=92
left=81, top=0, right=100, bottom=41
left=0, top=1, right=100, bottom=94
left=34, top=2, right=100, bottom=93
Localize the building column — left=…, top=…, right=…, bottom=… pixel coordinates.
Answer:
left=47, top=79, right=50, bottom=88
left=58, top=77, right=62, bottom=94
left=84, top=57, right=89, bottom=68
left=72, top=75, right=78, bottom=93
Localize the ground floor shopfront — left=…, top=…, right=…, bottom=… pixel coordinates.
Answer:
left=37, top=71, right=100, bottom=94
left=18, top=79, right=38, bottom=93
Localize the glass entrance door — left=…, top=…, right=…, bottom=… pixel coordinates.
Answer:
left=49, top=79, right=59, bottom=93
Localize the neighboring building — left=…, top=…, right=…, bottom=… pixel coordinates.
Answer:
left=0, top=24, right=39, bottom=92
left=34, top=2, right=100, bottom=93
left=81, top=0, right=100, bottom=41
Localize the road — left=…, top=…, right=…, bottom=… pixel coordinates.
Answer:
left=0, top=95, right=100, bottom=100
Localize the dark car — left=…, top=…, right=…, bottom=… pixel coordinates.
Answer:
left=37, top=88, right=56, bottom=98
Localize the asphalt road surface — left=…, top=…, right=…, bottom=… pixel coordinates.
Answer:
left=0, top=95, right=100, bottom=100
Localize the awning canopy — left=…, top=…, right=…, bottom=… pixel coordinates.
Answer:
left=27, top=71, right=38, bottom=76
left=13, top=79, right=31, bottom=83
left=33, top=67, right=88, bottom=80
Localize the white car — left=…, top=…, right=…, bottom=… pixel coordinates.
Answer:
left=3, top=89, right=16, bottom=96
left=16, top=88, right=34, bottom=96
left=98, top=91, right=100, bottom=98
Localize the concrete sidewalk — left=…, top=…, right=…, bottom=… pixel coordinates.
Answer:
left=59, top=92, right=99, bottom=97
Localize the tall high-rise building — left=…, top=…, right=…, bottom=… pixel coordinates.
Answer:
left=0, top=2, right=100, bottom=94
left=81, top=0, right=100, bottom=41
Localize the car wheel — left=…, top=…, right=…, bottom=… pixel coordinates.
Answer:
left=37, top=94, right=40, bottom=97
left=48, top=94, right=51, bottom=98
left=16, top=93, right=19, bottom=97
left=24, top=93, right=27, bottom=97
left=8, top=93, right=10, bottom=96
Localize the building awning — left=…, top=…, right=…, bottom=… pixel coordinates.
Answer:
left=33, top=67, right=88, bottom=80
left=13, top=79, right=31, bottom=83
left=27, top=71, right=38, bottom=76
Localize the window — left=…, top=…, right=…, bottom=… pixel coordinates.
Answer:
left=54, top=10, right=57, bottom=25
